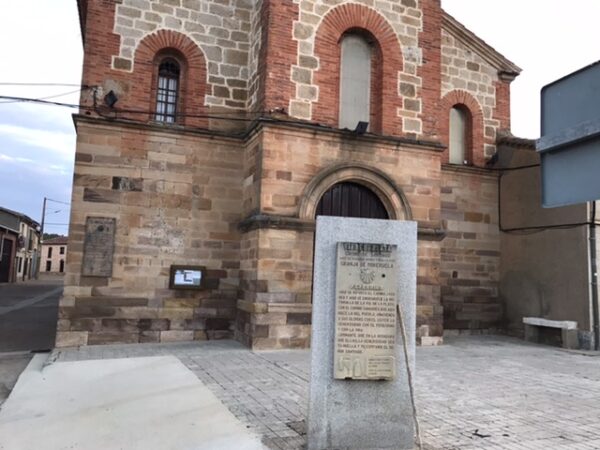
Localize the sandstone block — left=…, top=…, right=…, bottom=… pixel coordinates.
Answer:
left=55, top=331, right=88, bottom=348
left=160, top=330, right=194, bottom=342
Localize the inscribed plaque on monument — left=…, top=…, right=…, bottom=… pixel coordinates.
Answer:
left=82, top=217, right=116, bottom=277
left=334, top=242, right=398, bottom=380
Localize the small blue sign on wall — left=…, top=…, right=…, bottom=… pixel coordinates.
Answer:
left=537, top=60, right=600, bottom=207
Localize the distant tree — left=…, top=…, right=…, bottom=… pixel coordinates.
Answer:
left=43, top=233, right=61, bottom=240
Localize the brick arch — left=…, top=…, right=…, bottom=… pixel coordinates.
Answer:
left=312, top=4, right=403, bottom=136
left=298, top=162, right=412, bottom=221
left=440, top=90, right=485, bottom=167
left=127, top=30, right=208, bottom=128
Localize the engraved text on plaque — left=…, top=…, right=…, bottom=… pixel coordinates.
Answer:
left=334, top=242, right=398, bottom=380
left=82, top=217, right=116, bottom=277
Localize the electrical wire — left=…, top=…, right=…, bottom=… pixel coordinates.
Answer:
left=0, top=82, right=83, bottom=87
left=0, top=94, right=279, bottom=123
left=0, top=88, right=84, bottom=104
left=46, top=198, right=71, bottom=206
left=0, top=95, right=83, bottom=109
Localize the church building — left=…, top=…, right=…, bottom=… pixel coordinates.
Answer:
left=59, top=0, right=526, bottom=348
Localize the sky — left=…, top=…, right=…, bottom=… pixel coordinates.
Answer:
left=1, top=0, right=599, bottom=230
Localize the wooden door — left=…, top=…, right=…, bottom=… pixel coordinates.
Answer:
left=316, top=182, right=389, bottom=219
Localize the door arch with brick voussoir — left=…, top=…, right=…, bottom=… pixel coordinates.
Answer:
left=316, top=182, right=389, bottom=220
left=302, top=164, right=413, bottom=305
left=299, top=163, right=412, bottom=222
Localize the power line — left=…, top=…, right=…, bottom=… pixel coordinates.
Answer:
left=0, top=82, right=83, bottom=87
left=0, top=88, right=83, bottom=104
left=46, top=198, right=71, bottom=206
left=0, top=94, right=278, bottom=122
left=0, top=95, right=82, bottom=109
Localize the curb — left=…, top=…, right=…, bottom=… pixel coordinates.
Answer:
left=2, top=353, right=49, bottom=410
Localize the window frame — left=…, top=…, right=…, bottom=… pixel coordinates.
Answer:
left=150, top=51, right=187, bottom=125
left=154, top=57, right=181, bottom=124
left=448, top=104, right=473, bottom=165
left=335, top=29, right=384, bottom=134
left=338, top=33, right=373, bottom=130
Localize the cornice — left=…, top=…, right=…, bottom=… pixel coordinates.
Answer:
left=238, top=213, right=447, bottom=241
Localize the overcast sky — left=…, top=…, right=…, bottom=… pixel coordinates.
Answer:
left=1, top=0, right=599, bottom=230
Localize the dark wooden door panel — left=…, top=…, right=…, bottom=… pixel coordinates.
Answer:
left=0, top=239, right=14, bottom=283
left=316, top=182, right=389, bottom=219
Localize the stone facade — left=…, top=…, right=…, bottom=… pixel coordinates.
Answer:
left=63, top=0, right=523, bottom=347
left=440, top=166, right=501, bottom=333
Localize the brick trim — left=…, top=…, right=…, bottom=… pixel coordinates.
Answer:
left=439, top=90, right=485, bottom=167
left=419, top=0, right=442, bottom=140
left=493, top=79, right=511, bottom=132
left=298, top=162, right=412, bottom=221
left=312, top=4, right=403, bottom=135
left=129, top=30, right=208, bottom=128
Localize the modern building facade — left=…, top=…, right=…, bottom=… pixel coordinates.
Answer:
left=58, top=0, right=597, bottom=349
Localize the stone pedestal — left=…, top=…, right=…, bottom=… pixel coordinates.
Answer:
left=308, top=216, right=417, bottom=450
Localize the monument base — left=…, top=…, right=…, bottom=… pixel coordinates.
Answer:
left=308, top=216, right=417, bottom=450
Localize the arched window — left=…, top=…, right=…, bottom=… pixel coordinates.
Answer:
left=155, top=58, right=180, bottom=123
left=449, top=105, right=471, bottom=164
left=339, top=34, right=372, bottom=130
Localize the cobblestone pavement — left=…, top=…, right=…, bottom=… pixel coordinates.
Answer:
left=53, top=336, right=600, bottom=449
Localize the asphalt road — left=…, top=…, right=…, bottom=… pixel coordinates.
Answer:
left=0, top=279, right=62, bottom=352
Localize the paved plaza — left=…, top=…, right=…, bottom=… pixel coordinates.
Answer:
left=52, top=336, right=600, bottom=450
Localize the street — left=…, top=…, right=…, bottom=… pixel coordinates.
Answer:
left=0, top=279, right=61, bottom=405
left=0, top=279, right=61, bottom=352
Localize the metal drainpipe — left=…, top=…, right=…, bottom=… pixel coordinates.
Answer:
left=590, top=202, right=599, bottom=351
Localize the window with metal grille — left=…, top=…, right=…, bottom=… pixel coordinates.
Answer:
left=155, top=58, right=180, bottom=123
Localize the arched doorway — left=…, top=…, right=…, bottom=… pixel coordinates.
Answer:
left=315, top=182, right=389, bottom=219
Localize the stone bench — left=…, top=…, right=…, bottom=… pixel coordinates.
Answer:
left=523, top=317, right=579, bottom=349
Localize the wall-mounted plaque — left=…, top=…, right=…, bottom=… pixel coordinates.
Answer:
left=169, top=265, right=205, bottom=290
left=82, top=217, right=116, bottom=277
left=334, top=242, right=398, bottom=381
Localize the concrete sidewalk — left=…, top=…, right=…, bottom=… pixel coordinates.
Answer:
left=2, top=336, right=600, bottom=449
left=0, top=354, right=265, bottom=450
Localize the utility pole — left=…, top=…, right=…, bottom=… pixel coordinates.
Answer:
left=36, top=197, right=47, bottom=279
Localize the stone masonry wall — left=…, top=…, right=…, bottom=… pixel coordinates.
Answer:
left=288, top=0, right=425, bottom=136
left=441, top=28, right=501, bottom=160
left=440, top=166, right=501, bottom=333
left=57, top=118, right=244, bottom=346
left=70, top=0, right=517, bottom=348
left=236, top=124, right=445, bottom=348
left=237, top=228, right=314, bottom=349
left=80, top=1, right=511, bottom=142
left=113, top=0, right=256, bottom=109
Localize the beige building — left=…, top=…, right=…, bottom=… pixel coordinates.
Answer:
left=10, top=210, right=41, bottom=283
left=41, top=236, right=68, bottom=275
